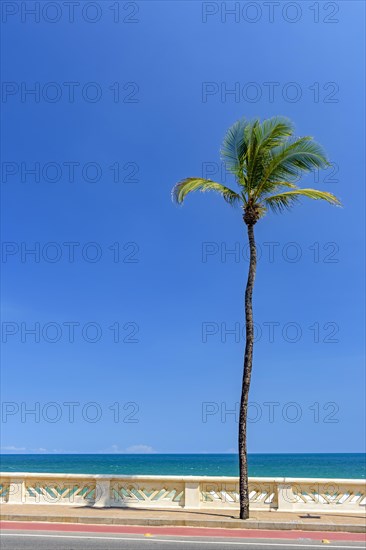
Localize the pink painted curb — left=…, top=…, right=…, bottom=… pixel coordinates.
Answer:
left=1, top=521, right=365, bottom=542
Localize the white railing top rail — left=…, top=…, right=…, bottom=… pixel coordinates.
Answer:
left=0, top=472, right=365, bottom=485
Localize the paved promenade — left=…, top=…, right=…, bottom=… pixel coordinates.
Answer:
left=1, top=504, right=365, bottom=533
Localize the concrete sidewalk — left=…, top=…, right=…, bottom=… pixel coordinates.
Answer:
left=0, top=504, right=365, bottom=533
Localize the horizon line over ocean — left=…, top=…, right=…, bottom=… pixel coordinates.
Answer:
left=1, top=453, right=365, bottom=479
left=1, top=452, right=364, bottom=457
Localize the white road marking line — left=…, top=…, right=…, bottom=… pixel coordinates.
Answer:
left=0, top=533, right=364, bottom=548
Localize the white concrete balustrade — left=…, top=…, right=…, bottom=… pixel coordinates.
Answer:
left=0, top=473, right=365, bottom=514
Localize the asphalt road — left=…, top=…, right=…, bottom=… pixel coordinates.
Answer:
left=1, top=531, right=365, bottom=550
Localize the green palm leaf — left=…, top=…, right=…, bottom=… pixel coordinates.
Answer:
left=172, top=177, right=242, bottom=205
left=220, top=118, right=251, bottom=180
left=253, top=116, right=294, bottom=152
left=266, top=137, right=329, bottom=182
left=264, top=188, right=341, bottom=213
left=247, top=117, right=294, bottom=194
left=252, top=137, right=330, bottom=200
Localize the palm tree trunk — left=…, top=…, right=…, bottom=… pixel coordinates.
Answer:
left=239, top=222, right=257, bottom=520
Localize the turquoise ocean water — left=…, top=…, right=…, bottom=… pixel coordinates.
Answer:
left=0, top=454, right=365, bottom=478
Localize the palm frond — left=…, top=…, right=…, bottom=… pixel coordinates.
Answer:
left=252, top=136, right=330, bottom=201
left=247, top=117, right=293, bottom=193
left=253, top=116, right=294, bottom=151
left=266, top=137, right=329, bottom=183
left=264, top=188, right=341, bottom=213
left=172, top=177, right=242, bottom=205
left=245, top=119, right=261, bottom=194
left=255, top=180, right=298, bottom=197
left=220, top=118, right=250, bottom=180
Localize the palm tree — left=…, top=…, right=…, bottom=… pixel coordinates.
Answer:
left=171, top=116, right=341, bottom=520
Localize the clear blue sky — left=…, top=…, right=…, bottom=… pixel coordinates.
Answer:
left=1, top=1, right=365, bottom=454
